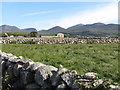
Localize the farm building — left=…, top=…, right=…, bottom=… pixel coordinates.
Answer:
left=57, top=33, right=64, bottom=38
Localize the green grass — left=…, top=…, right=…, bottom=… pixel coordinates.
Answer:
left=1, top=43, right=119, bottom=84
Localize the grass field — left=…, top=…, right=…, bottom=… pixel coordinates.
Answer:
left=1, top=43, right=119, bottom=84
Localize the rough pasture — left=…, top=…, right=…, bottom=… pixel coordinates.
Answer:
left=1, top=43, right=119, bottom=84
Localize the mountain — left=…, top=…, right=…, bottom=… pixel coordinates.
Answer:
left=39, top=26, right=66, bottom=35
left=39, top=23, right=118, bottom=37
left=48, top=26, right=65, bottom=32
left=66, top=23, right=118, bottom=37
left=0, top=23, right=118, bottom=37
left=67, top=24, right=83, bottom=30
left=0, top=25, right=37, bottom=33
left=40, top=30, right=47, bottom=32
left=0, top=25, right=22, bottom=32
left=22, top=28, right=37, bottom=32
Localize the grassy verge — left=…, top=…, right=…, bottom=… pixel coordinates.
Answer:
left=1, top=43, right=119, bottom=84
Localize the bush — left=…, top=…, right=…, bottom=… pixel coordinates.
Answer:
left=9, top=41, right=17, bottom=44
left=23, top=40, right=37, bottom=44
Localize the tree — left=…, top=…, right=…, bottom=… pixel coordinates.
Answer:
left=29, top=32, right=38, bottom=37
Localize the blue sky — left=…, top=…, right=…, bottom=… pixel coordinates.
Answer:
left=2, top=2, right=118, bottom=30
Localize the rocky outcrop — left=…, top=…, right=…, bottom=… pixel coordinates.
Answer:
left=1, top=51, right=120, bottom=90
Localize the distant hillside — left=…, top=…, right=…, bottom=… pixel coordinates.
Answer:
left=0, top=25, right=37, bottom=33
left=67, top=24, right=83, bottom=30
left=0, top=23, right=118, bottom=37
left=22, top=28, right=37, bottom=32
left=39, top=23, right=118, bottom=37
left=39, top=26, right=66, bottom=36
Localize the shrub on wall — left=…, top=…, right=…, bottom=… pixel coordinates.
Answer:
left=9, top=41, right=17, bottom=44
left=23, top=40, right=37, bottom=44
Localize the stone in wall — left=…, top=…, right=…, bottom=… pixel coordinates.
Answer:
left=35, top=65, right=57, bottom=86
left=50, top=64, right=68, bottom=87
left=25, top=83, right=41, bottom=90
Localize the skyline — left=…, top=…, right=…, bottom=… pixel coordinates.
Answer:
left=1, top=2, right=118, bottom=30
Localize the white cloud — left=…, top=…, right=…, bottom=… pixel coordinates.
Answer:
left=55, top=3, right=118, bottom=28
left=22, top=10, right=55, bottom=16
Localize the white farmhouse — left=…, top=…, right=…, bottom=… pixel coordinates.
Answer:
left=57, top=33, right=64, bottom=38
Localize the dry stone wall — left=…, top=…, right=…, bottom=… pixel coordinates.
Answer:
left=1, top=51, right=120, bottom=90
left=0, top=37, right=119, bottom=44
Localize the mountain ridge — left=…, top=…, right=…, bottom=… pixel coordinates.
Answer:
left=0, top=23, right=118, bottom=37
left=0, top=25, right=37, bottom=33
left=39, top=23, right=118, bottom=37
